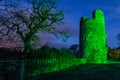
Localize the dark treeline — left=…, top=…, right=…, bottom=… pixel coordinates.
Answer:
left=0, top=45, right=75, bottom=60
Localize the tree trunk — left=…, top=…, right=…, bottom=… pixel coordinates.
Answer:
left=22, top=38, right=33, bottom=58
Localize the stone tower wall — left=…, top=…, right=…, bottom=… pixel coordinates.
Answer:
left=80, top=9, right=108, bottom=63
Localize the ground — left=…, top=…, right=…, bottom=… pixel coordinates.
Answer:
left=33, top=64, right=120, bottom=80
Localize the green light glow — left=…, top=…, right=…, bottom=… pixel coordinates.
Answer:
left=80, top=9, right=108, bottom=63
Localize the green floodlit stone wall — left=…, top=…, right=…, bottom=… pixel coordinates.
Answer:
left=80, top=9, right=108, bottom=63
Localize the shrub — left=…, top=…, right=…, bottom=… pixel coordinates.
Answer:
left=23, top=47, right=84, bottom=79
left=0, top=48, right=22, bottom=60
left=108, top=47, right=120, bottom=61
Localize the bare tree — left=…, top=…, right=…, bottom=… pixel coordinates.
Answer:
left=0, top=0, right=68, bottom=55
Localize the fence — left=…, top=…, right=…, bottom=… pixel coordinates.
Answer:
left=0, top=60, right=25, bottom=80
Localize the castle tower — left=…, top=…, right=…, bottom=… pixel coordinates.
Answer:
left=80, top=9, right=108, bottom=63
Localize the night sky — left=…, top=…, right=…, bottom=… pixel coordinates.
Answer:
left=56, top=0, right=120, bottom=49
left=0, top=0, right=120, bottom=49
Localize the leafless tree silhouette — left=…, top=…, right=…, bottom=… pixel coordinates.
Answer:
left=0, top=0, right=68, bottom=55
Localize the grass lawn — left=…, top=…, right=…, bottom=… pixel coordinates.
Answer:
left=33, top=63, right=120, bottom=80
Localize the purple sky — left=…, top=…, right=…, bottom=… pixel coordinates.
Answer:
left=1, top=0, right=120, bottom=49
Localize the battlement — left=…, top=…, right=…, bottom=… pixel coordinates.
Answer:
left=92, top=9, right=104, bottom=18
left=80, top=9, right=105, bottom=26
